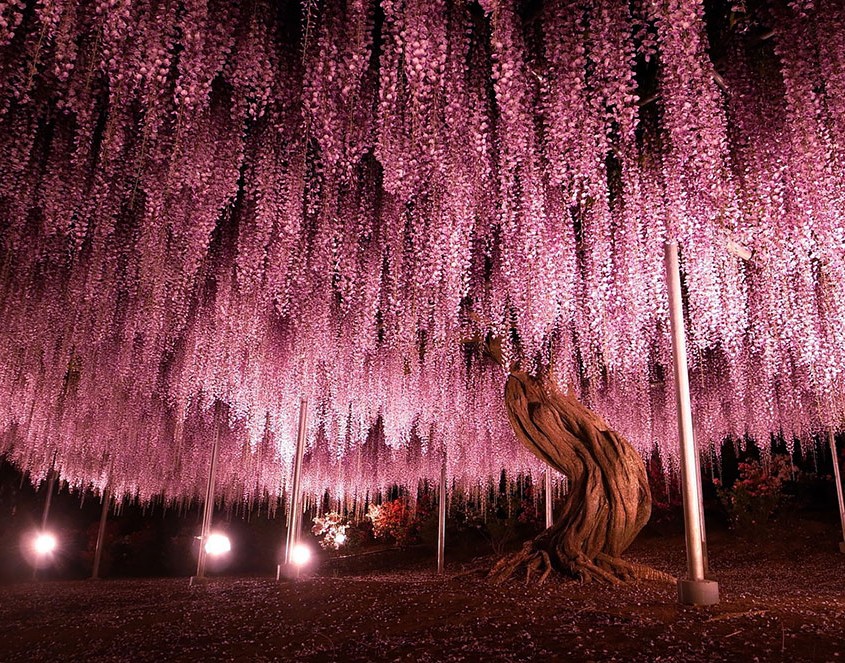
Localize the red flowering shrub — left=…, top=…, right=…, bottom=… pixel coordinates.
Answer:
left=366, top=498, right=430, bottom=548
left=716, top=454, right=795, bottom=533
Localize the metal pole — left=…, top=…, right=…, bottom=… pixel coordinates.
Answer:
left=193, top=407, right=221, bottom=582
left=828, top=430, right=845, bottom=553
left=40, top=468, right=56, bottom=530
left=664, top=240, right=719, bottom=605
left=33, top=466, right=57, bottom=580
left=437, top=454, right=446, bottom=574
left=282, top=398, right=309, bottom=576
left=693, top=435, right=710, bottom=577
left=545, top=465, right=553, bottom=529
left=92, top=486, right=110, bottom=579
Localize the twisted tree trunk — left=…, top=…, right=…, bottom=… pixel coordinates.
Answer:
left=489, top=370, right=673, bottom=584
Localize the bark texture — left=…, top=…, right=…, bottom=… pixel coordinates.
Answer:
left=489, top=370, right=674, bottom=584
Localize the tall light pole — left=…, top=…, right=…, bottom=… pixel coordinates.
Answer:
left=545, top=465, right=554, bottom=529
left=664, top=240, right=719, bottom=606
left=280, top=398, right=309, bottom=579
left=40, top=465, right=56, bottom=531
left=91, top=484, right=110, bottom=579
left=828, top=430, right=845, bottom=553
left=33, top=456, right=58, bottom=580
left=191, top=404, right=221, bottom=585
left=437, top=451, right=447, bottom=574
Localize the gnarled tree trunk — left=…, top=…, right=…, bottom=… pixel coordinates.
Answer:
left=489, top=370, right=673, bottom=584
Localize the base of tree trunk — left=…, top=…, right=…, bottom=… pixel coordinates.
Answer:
left=489, top=369, right=676, bottom=586
left=488, top=535, right=676, bottom=585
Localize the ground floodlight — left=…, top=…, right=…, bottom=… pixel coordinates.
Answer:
left=290, top=542, right=311, bottom=567
left=33, top=532, right=57, bottom=556
left=204, top=532, right=232, bottom=556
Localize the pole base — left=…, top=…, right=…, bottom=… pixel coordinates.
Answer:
left=276, top=563, right=302, bottom=581
left=839, top=542, right=845, bottom=554
left=678, top=578, right=719, bottom=606
left=189, top=576, right=210, bottom=587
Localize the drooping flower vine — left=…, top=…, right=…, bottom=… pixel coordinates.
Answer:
left=0, top=0, right=843, bottom=504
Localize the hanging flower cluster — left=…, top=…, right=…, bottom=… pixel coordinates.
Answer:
left=0, top=0, right=844, bottom=504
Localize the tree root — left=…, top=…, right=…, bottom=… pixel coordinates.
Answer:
left=488, top=541, right=676, bottom=586
left=448, top=563, right=489, bottom=580
left=594, top=552, right=676, bottom=584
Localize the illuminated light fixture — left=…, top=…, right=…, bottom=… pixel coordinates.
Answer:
left=33, top=532, right=57, bottom=556
left=290, top=542, right=311, bottom=567
left=204, top=533, right=232, bottom=557
left=334, top=532, right=347, bottom=546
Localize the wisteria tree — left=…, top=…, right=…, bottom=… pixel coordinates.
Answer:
left=0, top=0, right=844, bottom=581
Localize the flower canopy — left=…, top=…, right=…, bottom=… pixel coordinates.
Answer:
left=0, top=0, right=843, bottom=501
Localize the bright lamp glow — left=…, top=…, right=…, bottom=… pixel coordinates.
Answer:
left=33, top=532, right=57, bottom=556
left=204, top=533, right=231, bottom=556
left=290, top=542, right=311, bottom=567
left=334, top=532, right=347, bottom=546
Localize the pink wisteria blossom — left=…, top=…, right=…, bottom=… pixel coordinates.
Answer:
left=0, top=0, right=843, bottom=503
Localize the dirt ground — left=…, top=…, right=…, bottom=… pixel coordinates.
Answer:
left=1, top=518, right=843, bottom=662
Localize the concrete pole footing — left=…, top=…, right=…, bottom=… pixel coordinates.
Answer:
left=677, top=578, right=719, bottom=606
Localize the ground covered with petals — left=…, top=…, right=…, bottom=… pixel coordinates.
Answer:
left=1, top=522, right=843, bottom=662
